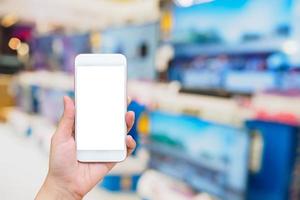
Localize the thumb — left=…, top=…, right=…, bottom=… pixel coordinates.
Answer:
left=55, top=96, right=75, bottom=140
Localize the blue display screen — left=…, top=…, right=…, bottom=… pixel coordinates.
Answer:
left=172, top=0, right=292, bottom=43
left=147, top=111, right=250, bottom=200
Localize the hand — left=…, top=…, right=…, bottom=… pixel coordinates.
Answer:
left=35, top=96, right=136, bottom=200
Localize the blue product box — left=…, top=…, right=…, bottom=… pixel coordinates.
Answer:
left=100, top=174, right=140, bottom=192
left=246, top=120, right=299, bottom=200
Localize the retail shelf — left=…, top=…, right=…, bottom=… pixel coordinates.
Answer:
left=144, top=141, right=245, bottom=199
left=145, top=141, right=226, bottom=173
left=174, top=38, right=287, bottom=57
left=0, top=55, right=24, bottom=74
left=179, top=87, right=252, bottom=98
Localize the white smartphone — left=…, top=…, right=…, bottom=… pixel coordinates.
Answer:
left=75, top=54, right=127, bottom=162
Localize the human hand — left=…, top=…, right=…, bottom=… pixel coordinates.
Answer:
left=35, top=96, right=136, bottom=200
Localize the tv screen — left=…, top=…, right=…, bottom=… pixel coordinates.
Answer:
left=146, top=111, right=250, bottom=200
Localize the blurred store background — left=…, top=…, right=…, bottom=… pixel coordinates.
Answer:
left=0, top=0, right=300, bottom=199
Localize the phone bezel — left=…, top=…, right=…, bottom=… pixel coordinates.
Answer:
left=75, top=54, right=127, bottom=162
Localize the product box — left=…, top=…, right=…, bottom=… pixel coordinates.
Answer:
left=246, top=120, right=300, bottom=200
left=99, top=149, right=149, bottom=192
left=0, top=75, right=15, bottom=121
left=138, top=170, right=217, bottom=200
left=0, top=75, right=14, bottom=109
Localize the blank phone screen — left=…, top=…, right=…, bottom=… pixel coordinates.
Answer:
left=76, top=65, right=126, bottom=150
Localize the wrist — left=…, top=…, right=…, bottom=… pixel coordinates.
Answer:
left=36, top=175, right=82, bottom=200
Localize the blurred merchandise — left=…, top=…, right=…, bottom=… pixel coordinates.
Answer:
left=13, top=71, right=73, bottom=122
left=246, top=120, right=300, bottom=200
left=0, top=74, right=14, bottom=110
left=101, top=174, right=141, bottom=192
left=168, top=39, right=300, bottom=94
left=252, top=92, right=300, bottom=125
left=31, top=33, right=91, bottom=73
left=138, top=170, right=217, bottom=200
left=1, top=0, right=300, bottom=199
left=0, top=106, right=13, bottom=122
left=100, top=23, right=159, bottom=80
left=282, top=72, right=300, bottom=90
left=172, top=0, right=292, bottom=43
left=224, top=71, right=278, bottom=93
left=129, top=80, right=249, bottom=126
left=138, top=111, right=249, bottom=200
left=0, top=55, right=23, bottom=74
left=6, top=108, right=55, bottom=153
left=0, top=75, right=15, bottom=122
left=8, top=70, right=300, bottom=200
left=100, top=149, right=149, bottom=192
left=0, top=23, right=33, bottom=71
left=127, top=100, right=147, bottom=155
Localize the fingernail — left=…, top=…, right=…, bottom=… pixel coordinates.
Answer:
left=129, top=111, right=135, bottom=117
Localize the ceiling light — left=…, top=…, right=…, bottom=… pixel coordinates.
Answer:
left=1, top=14, right=18, bottom=28
left=175, top=0, right=215, bottom=7
left=282, top=40, right=299, bottom=55
left=8, top=37, right=21, bottom=50
left=17, top=43, right=30, bottom=56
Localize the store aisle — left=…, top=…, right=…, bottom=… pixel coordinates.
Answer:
left=0, top=123, right=138, bottom=200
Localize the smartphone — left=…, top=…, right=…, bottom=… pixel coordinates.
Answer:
left=75, top=54, right=127, bottom=162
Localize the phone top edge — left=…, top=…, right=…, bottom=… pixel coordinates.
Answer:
left=75, top=54, right=126, bottom=67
